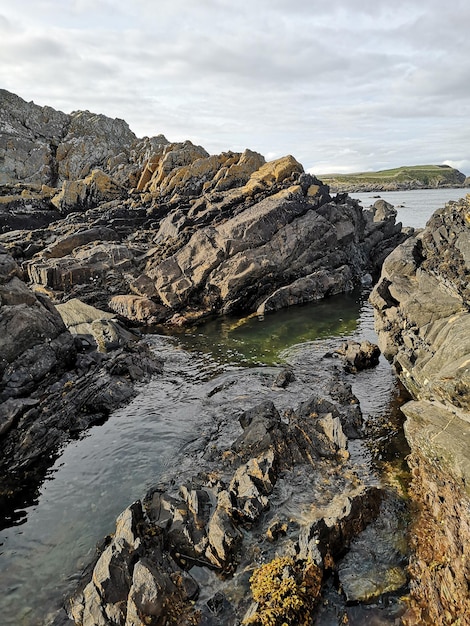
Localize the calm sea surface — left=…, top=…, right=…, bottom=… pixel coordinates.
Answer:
left=0, top=188, right=465, bottom=625
left=351, top=187, right=468, bottom=229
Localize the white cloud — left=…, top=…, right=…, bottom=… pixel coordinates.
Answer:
left=1, top=0, right=469, bottom=176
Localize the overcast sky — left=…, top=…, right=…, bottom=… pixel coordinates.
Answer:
left=1, top=0, right=469, bottom=175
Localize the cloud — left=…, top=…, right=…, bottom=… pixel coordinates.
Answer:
left=1, top=0, right=469, bottom=175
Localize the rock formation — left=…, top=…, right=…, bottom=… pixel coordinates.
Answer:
left=371, top=194, right=470, bottom=623
left=66, top=347, right=407, bottom=626
left=0, top=90, right=414, bottom=624
left=0, top=244, right=162, bottom=512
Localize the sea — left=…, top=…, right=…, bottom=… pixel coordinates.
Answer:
left=350, top=187, right=468, bottom=229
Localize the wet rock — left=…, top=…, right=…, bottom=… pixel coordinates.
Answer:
left=0, top=247, right=163, bottom=512
left=371, top=194, right=470, bottom=624
left=68, top=368, right=387, bottom=625
left=273, top=368, right=295, bottom=388
left=337, top=494, right=408, bottom=602
left=335, top=339, right=381, bottom=372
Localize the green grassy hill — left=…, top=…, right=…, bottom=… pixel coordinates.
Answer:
left=320, top=164, right=468, bottom=192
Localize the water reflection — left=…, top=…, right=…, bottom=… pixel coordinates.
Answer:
left=156, top=290, right=364, bottom=366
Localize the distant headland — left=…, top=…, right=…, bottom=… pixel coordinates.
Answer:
left=320, top=164, right=469, bottom=193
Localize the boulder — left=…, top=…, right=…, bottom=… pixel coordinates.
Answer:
left=335, top=340, right=381, bottom=372
left=109, top=294, right=168, bottom=325
left=56, top=298, right=138, bottom=352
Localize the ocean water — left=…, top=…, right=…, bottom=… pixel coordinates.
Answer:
left=351, top=187, right=468, bottom=229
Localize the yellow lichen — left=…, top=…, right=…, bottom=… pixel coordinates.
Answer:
left=243, top=556, right=322, bottom=626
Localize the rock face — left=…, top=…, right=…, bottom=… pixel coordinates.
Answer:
left=1, top=89, right=408, bottom=325
left=370, top=195, right=470, bottom=624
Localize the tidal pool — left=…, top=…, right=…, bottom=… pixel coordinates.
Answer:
left=0, top=289, right=407, bottom=625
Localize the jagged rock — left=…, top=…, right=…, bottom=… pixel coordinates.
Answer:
left=109, top=294, right=168, bottom=325
left=242, top=154, right=304, bottom=195
left=401, top=401, right=470, bottom=625
left=0, top=247, right=71, bottom=381
left=55, top=110, right=137, bottom=182
left=371, top=195, right=470, bottom=409
left=370, top=194, right=470, bottom=624
left=51, top=169, right=127, bottom=213
left=42, top=226, right=120, bottom=259
left=145, top=176, right=404, bottom=316
left=144, top=147, right=265, bottom=199
left=335, top=340, right=381, bottom=372
left=0, top=89, right=69, bottom=185
left=0, top=89, right=137, bottom=187
left=68, top=376, right=384, bottom=624
left=2, top=91, right=407, bottom=322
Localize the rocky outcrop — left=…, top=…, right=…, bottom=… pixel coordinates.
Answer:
left=1, top=168, right=407, bottom=323
left=1, top=91, right=409, bottom=326
left=0, top=246, right=163, bottom=511
left=67, top=347, right=406, bottom=626
left=0, top=89, right=138, bottom=187
left=370, top=194, right=470, bottom=624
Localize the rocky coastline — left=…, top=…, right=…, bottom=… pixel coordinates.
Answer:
left=0, top=89, right=407, bottom=500
left=321, top=165, right=469, bottom=194
left=371, top=194, right=470, bottom=623
left=1, top=89, right=469, bottom=625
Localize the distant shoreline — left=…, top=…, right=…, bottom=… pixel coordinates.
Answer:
left=327, top=182, right=470, bottom=193
left=319, top=164, right=469, bottom=193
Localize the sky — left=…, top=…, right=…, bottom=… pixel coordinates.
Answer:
left=1, top=0, right=469, bottom=176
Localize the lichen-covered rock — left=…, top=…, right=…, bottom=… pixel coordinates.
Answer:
left=55, top=110, right=137, bottom=182
left=51, top=169, right=127, bottom=213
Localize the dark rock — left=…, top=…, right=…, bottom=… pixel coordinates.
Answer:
left=335, top=339, right=381, bottom=372
left=68, top=362, right=388, bottom=624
